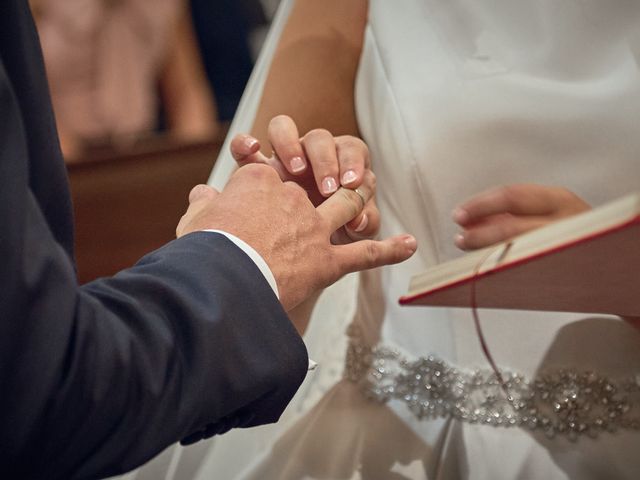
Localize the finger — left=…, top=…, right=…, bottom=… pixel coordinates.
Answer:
left=345, top=199, right=381, bottom=240
left=454, top=214, right=549, bottom=250
left=335, top=135, right=369, bottom=188
left=260, top=151, right=293, bottom=181
left=316, top=173, right=374, bottom=232
left=177, top=185, right=220, bottom=237
left=230, top=134, right=260, bottom=161
left=188, top=184, right=219, bottom=204
left=344, top=171, right=378, bottom=239
left=453, top=184, right=568, bottom=226
left=302, top=128, right=340, bottom=196
left=333, top=235, right=417, bottom=275
left=331, top=204, right=377, bottom=244
left=268, top=115, right=307, bottom=174
left=230, top=134, right=272, bottom=168
left=176, top=213, right=190, bottom=238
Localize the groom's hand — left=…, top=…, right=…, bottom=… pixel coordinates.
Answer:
left=176, top=164, right=416, bottom=311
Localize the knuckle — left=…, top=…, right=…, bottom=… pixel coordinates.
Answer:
left=310, top=146, right=335, bottom=163
left=189, top=184, right=203, bottom=197
left=364, top=241, right=382, bottom=265
left=189, top=184, right=210, bottom=203
left=284, top=181, right=309, bottom=201
left=305, top=128, right=332, bottom=141
left=241, top=163, right=278, bottom=181
left=315, top=155, right=338, bottom=171
left=336, top=136, right=358, bottom=150
left=337, top=135, right=368, bottom=153
left=337, top=137, right=369, bottom=167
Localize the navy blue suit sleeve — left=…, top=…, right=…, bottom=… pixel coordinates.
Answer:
left=0, top=185, right=307, bottom=478
left=2, top=194, right=308, bottom=479
left=0, top=2, right=307, bottom=478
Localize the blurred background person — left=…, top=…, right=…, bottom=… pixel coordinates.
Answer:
left=31, top=0, right=219, bottom=161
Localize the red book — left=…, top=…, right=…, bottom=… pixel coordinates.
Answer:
left=399, top=193, right=640, bottom=317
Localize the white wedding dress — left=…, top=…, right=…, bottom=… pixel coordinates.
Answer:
left=123, top=1, right=640, bottom=478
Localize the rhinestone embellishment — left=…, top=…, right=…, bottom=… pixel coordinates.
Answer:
left=344, top=337, right=640, bottom=441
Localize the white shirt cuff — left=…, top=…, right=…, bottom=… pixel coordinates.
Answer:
left=202, top=229, right=279, bottom=299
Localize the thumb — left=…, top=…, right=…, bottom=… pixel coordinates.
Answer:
left=333, top=234, right=417, bottom=276
left=189, top=184, right=219, bottom=204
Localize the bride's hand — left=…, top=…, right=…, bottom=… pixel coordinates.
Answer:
left=452, top=184, right=590, bottom=250
left=230, top=115, right=379, bottom=242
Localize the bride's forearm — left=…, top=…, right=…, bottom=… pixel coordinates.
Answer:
left=288, top=291, right=322, bottom=335
left=251, top=0, right=367, bottom=145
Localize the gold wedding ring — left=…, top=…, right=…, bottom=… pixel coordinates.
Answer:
left=353, top=187, right=366, bottom=209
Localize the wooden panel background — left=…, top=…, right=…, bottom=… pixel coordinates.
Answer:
left=67, top=136, right=222, bottom=284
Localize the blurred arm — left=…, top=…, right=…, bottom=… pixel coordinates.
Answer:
left=160, top=5, right=220, bottom=141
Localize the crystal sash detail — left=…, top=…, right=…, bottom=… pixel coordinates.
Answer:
left=344, top=330, right=640, bottom=441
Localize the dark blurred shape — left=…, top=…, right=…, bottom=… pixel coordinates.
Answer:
left=190, top=0, right=267, bottom=121
left=67, top=134, right=224, bottom=283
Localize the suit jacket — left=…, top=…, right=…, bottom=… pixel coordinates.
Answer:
left=0, top=1, right=308, bottom=478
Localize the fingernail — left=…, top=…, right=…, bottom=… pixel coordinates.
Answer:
left=342, top=170, right=358, bottom=185
left=290, top=156, right=306, bottom=173
left=322, top=176, right=338, bottom=195
left=454, top=233, right=465, bottom=249
left=404, top=235, right=417, bottom=253
left=452, top=208, right=469, bottom=225
left=244, top=137, right=258, bottom=150
left=354, top=214, right=369, bottom=232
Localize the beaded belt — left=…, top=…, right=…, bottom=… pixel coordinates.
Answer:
left=344, top=332, right=640, bottom=441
